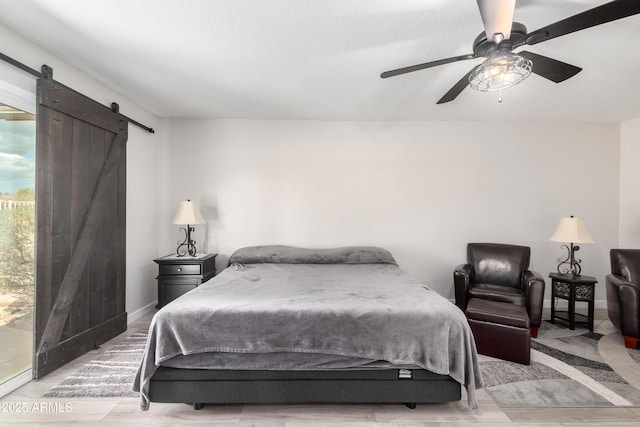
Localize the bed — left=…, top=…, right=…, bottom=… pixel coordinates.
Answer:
left=133, top=245, right=483, bottom=410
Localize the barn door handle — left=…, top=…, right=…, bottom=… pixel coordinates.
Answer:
left=43, top=341, right=49, bottom=365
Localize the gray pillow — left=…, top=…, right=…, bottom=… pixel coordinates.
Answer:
left=228, top=245, right=397, bottom=265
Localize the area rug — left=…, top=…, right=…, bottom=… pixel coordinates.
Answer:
left=43, top=330, right=147, bottom=398
left=44, top=323, right=640, bottom=407
left=480, top=320, right=640, bottom=408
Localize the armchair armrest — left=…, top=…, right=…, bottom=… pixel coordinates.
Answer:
left=523, top=270, right=545, bottom=332
left=606, top=274, right=640, bottom=340
left=454, top=263, right=473, bottom=311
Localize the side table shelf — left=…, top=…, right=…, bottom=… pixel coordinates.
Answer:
left=549, top=272, right=597, bottom=331
left=154, top=253, right=217, bottom=308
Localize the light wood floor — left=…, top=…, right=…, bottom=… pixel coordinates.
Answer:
left=2, top=310, right=640, bottom=426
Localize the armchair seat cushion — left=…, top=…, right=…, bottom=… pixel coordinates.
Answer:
left=468, top=283, right=526, bottom=306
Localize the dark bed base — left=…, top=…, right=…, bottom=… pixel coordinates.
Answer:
left=149, top=367, right=461, bottom=410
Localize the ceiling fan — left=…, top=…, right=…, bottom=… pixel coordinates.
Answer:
left=380, top=0, right=640, bottom=104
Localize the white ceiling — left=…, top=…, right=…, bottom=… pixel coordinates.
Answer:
left=0, top=0, right=639, bottom=122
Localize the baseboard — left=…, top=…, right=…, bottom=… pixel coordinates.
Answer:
left=128, top=301, right=157, bottom=325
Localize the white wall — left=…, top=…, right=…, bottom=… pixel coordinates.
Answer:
left=2, top=12, right=635, bottom=331
left=160, top=119, right=620, bottom=303
left=0, top=24, right=160, bottom=318
left=620, top=117, right=640, bottom=248
left=3, top=17, right=627, bottom=312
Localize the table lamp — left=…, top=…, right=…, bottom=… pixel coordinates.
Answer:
left=172, top=199, right=205, bottom=257
left=549, top=215, right=594, bottom=276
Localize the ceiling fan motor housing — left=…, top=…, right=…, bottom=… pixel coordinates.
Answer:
left=473, top=22, right=527, bottom=58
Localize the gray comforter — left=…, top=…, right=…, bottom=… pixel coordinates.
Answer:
left=133, top=246, right=483, bottom=410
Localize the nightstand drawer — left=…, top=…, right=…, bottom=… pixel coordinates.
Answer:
left=159, top=264, right=201, bottom=275
left=160, top=277, right=200, bottom=286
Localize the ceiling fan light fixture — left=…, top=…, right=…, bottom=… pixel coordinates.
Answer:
left=469, top=51, right=532, bottom=92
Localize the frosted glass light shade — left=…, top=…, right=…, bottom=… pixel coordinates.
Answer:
left=549, top=216, right=594, bottom=244
left=172, top=200, right=205, bottom=225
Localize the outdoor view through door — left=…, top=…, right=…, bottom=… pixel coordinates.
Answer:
left=0, top=103, right=36, bottom=388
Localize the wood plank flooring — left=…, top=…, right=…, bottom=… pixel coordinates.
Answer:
left=2, top=310, right=640, bottom=426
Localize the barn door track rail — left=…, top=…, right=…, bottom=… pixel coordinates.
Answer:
left=0, top=51, right=154, bottom=133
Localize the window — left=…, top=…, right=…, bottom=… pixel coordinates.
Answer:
left=0, top=96, right=35, bottom=395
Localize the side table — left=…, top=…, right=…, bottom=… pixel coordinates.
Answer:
left=154, top=253, right=217, bottom=308
left=549, top=272, right=597, bottom=331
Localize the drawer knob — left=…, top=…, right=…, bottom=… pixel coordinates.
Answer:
left=177, top=268, right=182, bottom=272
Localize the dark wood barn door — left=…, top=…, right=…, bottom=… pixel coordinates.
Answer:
left=34, top=75, right=128, bottom=378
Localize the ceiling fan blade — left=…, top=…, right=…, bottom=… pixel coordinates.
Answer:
left=525, top=0, right=640, bottom=45
left=476, top=0, right=516, bottom=42
left=436, top=65, right=480, bottom=104
left=518, top=51, right=582, bottom=83
left=380, top=54, right=475, bottom=79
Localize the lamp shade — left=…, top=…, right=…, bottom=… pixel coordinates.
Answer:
left=549, top=216, right=594, bottom=244
left=172, top=200, right=205, bottom=225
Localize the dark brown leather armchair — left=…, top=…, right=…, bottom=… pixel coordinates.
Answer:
left=606, top=249, right=640, bottom=348
left=454, top=243, right=546, bottom=337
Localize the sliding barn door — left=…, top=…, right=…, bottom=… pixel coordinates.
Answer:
left=34, top=74, right=128, bottom=378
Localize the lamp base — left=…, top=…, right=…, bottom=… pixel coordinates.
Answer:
left=176, top=225, right=197, bottom=257
left=555, top=243, right=582, bottom=277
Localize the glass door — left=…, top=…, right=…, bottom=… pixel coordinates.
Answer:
left=0, top=102, right=36, bottom=392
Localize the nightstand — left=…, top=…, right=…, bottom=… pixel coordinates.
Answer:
left=549, top=272, right=597, bottom=331
left=154, top=253, right=217, bottom=308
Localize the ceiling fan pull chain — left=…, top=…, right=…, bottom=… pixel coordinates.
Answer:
left=498, top=89, right=503, bottom=103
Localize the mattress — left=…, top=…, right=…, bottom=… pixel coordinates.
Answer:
left=161, top=350, right=423, bottom=370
